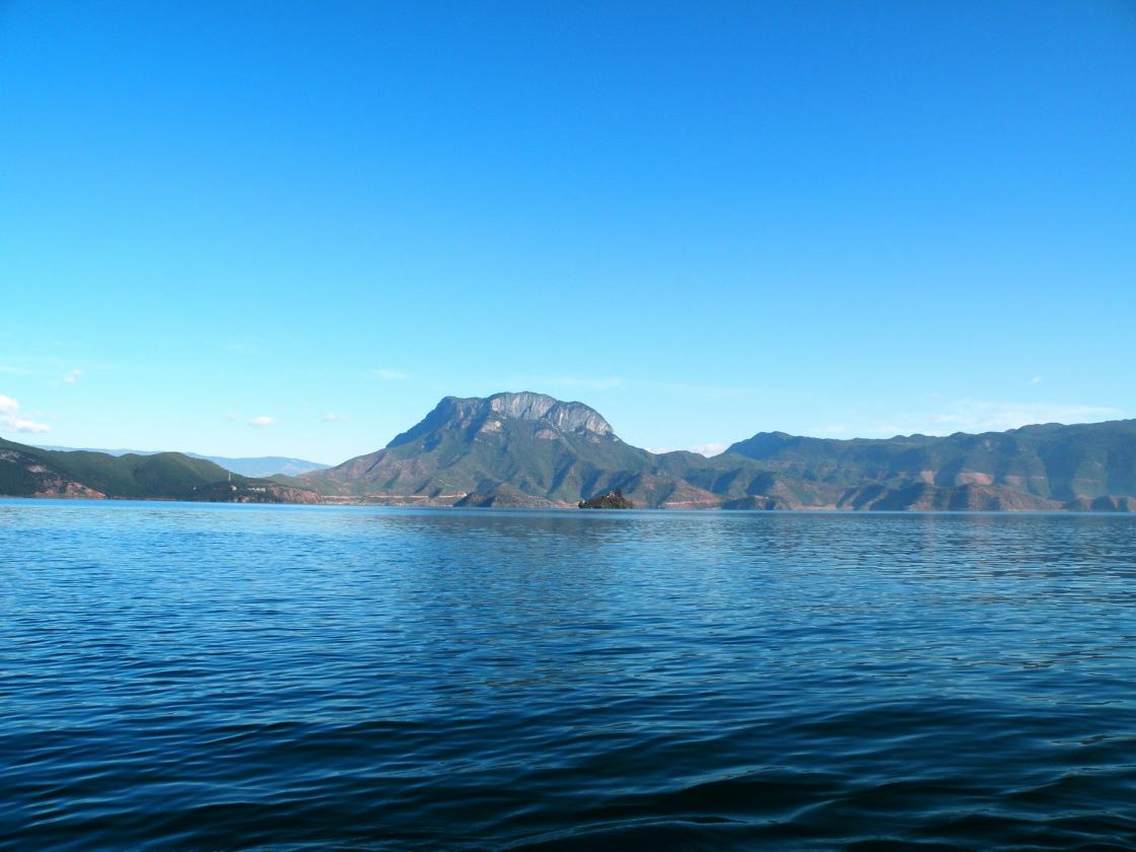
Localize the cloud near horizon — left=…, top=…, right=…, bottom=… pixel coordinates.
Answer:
left=0, top=395, right=51, bottom=434
left=544, top=376, right=624, bottom=391
left=499, top=376, right=625, bottom=397
left=925, top=400, right=1125, bottom=434
left=689, top=441, right=729, bottom=457
left=374, top=368, right=408, bottom=381
left=838, top=400, right=1127, bottom=440
left=650, top=381, right=753, bottom=400
left=647, top=441, right=729, bottom=457
left=248, top=415, right=274, bottom=427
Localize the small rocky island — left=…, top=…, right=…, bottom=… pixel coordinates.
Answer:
left=578, top=489, right=634, bottom=509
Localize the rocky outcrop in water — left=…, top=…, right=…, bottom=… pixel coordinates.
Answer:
left=578, top=490, right=634, bottom=509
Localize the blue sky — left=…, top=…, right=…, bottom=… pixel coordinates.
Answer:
left=1, top=1, right=1133, bottom=463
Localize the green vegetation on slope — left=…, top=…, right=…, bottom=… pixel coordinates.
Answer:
left=725, top=420, right=1136, bottom=503
left=7, top=395, right=1135, bottom=512
left=300, top=394, right=1136, bottom=511
left=0, top=437, right=320, bottom=502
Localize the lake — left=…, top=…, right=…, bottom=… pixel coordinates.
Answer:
left=2, top=501, right=1134, bottom=848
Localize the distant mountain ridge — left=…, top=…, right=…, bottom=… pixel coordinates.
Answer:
left=6, top=392, right=1135, bottom=511
left=298, top=392, right=1136, bottom=511
left=35, top=446, right=329, bottom=477
left=724, top=420, right=1136, bottom=509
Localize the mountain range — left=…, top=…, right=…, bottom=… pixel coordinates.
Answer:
left=35, top=447, right=329, bottom=477
left=1, top=439, right=320, bottom=503
left=3, top=391, right=1135, bottom=511
left=294, top=391, right=1136, bottom=511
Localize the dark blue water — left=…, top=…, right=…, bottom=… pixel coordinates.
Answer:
left=2, top=501, right=1134, bottom=849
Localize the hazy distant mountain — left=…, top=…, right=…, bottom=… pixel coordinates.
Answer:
left=36, top=446, right=329, bottom=477
left=300, top=392, right=1136, bottom=511
left=188, top=455, right=330, bottom=477
left=3, top=439, right=320, bottom=503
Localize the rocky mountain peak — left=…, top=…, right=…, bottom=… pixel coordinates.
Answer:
left=486, top=392, right=613, bottom=436
left=385, top=391, right=614, bottom=449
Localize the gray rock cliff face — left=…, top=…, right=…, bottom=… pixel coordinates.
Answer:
left=487, top=392, right=613, bottom=436
left=387, top=391, right=613, bottom=448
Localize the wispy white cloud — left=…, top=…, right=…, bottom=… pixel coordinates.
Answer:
left=374, top=368, right=409, bottom=382
left=1029, top=376, right=1042, bottom=385
left=804, top=399, right=1127, bottom=441
left=0, top=365, right=30, bottom=375
left=647, top=441, right=729, bottom=457
left=0, top=395, right=51, bottom=434
left=812, top=423, right=852, bottom=437
left=545, top=376, right=623, bottom=391
left=321, top=412, right=346, bottom=422
left=927, top=399, right=1124, bottom=434
left=248, top=415, right=275, bottom=427
left=503, top=376, right=624, bottom=395
left=688, top=441, right=728, bottom=457
left=63, top=368, right=82, bottom=385
left=650, top=381, right=753, bottom=400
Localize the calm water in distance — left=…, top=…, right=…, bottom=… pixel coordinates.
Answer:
left=2, top=500, right=1135, bottom=849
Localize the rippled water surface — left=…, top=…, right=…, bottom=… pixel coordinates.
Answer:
left=2, top=501, right=1135, bottom=849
